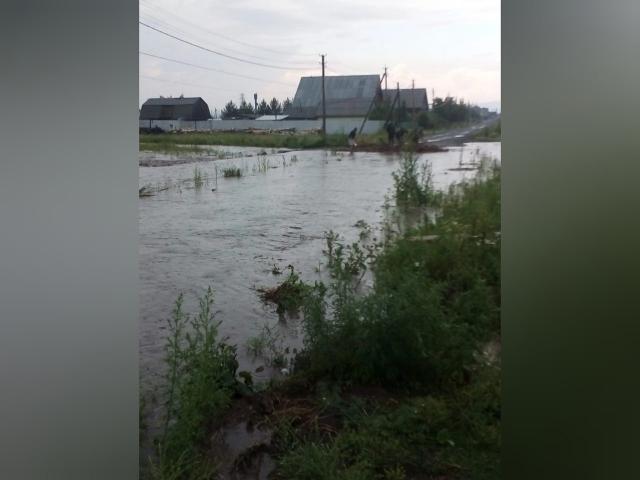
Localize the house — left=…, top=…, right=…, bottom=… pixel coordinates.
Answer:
left=139, top=97, right=212, bottom=121
left=382, top=88, right=429, bottom=112
left=286, top=75, right=382, bottom=119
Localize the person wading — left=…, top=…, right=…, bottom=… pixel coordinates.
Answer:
left=348, top=127, right=358, bottom=153
left=386, top=122, right=396, bottom=146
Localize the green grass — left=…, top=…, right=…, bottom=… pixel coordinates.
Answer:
left=222, top=167, right=242, bottom=178
left=472, top=120, right=501, bottom=141
left=299, top=156, right=500, bottom=388
left=392, top=153, right=442, bottom=207
left=193, top=167, right=204, bottom=188
left=246, top=323, right=288, bottom=367
left=149, top=288, right=239, bottom=479
left=273, top=366, right=500, bottom=480
left=259, top=266, right=309, bottom=315
left=267, top=155, right=501, bottom=479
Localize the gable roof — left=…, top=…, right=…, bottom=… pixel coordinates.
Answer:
left=382, top=88, right=429, bottom=110
left=287, top=75, right=381, bottom=118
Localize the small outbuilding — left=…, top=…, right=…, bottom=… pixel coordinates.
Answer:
left=139, top=97, right=212, bottom=121
left=382, top=88, right=429, bottom=112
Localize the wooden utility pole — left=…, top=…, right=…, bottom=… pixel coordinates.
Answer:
left=358, top=70, right=386, bottom=135
left=384, top=66, right=388, bottom=91
left=384, top=81, right=400, bottom=124
left=412, top=79, right=417, bottom=126
left=321, top=54, right=326, bottom=137
left=396, top=82, right=400, bottom=123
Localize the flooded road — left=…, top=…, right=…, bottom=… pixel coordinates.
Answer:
left=139, top=143, right=501, bottom=400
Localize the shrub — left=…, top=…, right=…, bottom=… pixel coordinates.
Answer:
left=298, top=161, right=501, bottom=389
left=222, top=167, right=242, bottom=178
left=392, top=154, right=440, bottom=207
left=152, top=288, right=238, bottom=478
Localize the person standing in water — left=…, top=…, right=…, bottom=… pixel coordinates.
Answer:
left=386, top=122, right=396, bottom=146
left=348, top=127, right=358, bottom=152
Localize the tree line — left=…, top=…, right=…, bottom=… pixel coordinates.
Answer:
left=371, top=95, right=496, bottom=129
left=220, top=94, right=292, bottom=119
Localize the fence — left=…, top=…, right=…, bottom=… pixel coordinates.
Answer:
left=139, top=117, right=384, bottom=135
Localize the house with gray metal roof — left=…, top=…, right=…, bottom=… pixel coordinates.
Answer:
left=382, top=88, right=429, bottom=112
left=139, top=97, right=212, bottom=121
left=286, top=75, right=382, bottom=119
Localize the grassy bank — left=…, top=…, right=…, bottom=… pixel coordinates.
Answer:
left=143, top=153, right=501, bottom=479
left=472, top=120, right=501, bottom=141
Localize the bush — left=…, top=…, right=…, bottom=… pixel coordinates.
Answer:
left=298, top=160, right=501, bottom=389
left=152, top=288, right=238, bottom=478
left=392, top=154, right=440, bottom=207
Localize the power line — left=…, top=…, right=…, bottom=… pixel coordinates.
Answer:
left=139, top=51, right=297, bottom=87
left=139, top=74, right=247, bottom=94
left=139, top=0, right=318, bottom=60
left=140, top=21, right=314, bottom=71
left=139, top=11, right=317, bottom=67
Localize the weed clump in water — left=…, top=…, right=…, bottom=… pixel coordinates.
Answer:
left=222, top=167, right=242, bottom=178
left=150, top=288, right=238, bottom=478
left=392, top=153, right=441, bottom=207
left=246, top=323, right=289, bottom=368
left=258, top=266, right=309, bottom=314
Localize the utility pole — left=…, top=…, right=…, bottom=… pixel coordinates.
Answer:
left=321, top=54, right=326, bottom=138
left=412, top=79, right=417, bottom=126
left=384, top=66, right=388, bottom=91
left=396, top=82, right=400, bottom=123
left=358, top=70, right=387, bottom=135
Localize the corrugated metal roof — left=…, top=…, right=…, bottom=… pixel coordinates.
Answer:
left=382, top=89, right=429, bottom=110
left=287, top=75, right=381, bottom=118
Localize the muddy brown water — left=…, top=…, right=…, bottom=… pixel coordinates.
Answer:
left=139, top=143, right=501, bottom=468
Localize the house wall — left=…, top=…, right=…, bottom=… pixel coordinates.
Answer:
left=139, top=117, right=384, bottom=135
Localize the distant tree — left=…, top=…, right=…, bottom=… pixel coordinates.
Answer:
left=269, top=97, right=282, bottom=115
left=417, top=111, right=432, bottom=129
left=257, top=99, right=270, bottom=115
left=221, top=100, right=239, bottom=119
left=238, top=94, right=255, bottom=116
left=282, top=97, right=292, bottom=113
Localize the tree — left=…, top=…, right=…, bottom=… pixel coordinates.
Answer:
left=221, top=100, right=239, bottom=119
left=282, top=97, right=292, bottom=113
left=268, top=97, right=282, bottom=115
left=238, top=94, right=255, bottom=116
left=257, top=99, right=270, bottom=115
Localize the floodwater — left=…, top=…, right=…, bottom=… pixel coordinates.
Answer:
left=139, top=142, right=501, bottom=427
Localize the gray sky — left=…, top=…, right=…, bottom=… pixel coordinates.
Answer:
left=139, top=0, right=501, bottom=114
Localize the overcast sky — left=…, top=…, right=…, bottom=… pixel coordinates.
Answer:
left=139, top=0, right=500, bottom=114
